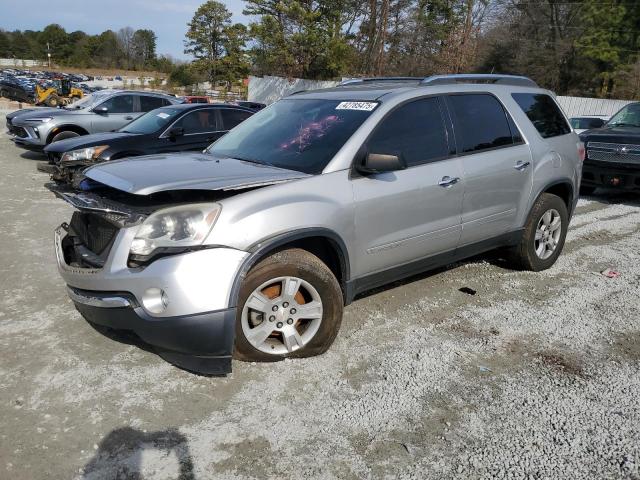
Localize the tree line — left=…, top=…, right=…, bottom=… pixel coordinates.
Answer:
left=0, top=24, right=160, bottom=71
left=2, top=0, right=639, bottom=98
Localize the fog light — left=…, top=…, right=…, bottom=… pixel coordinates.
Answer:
left=142, top=288, right=169, bottom=314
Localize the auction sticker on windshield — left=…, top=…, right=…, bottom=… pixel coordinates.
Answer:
left=157, top=112, right=171, bottom=119
left=335, top=102, right=378, bottom=111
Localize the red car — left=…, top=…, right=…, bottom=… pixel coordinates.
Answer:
left=182, top=96, right=210, bottom=104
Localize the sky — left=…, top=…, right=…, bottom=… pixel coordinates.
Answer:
left=1, top=0, right=248, bottom=59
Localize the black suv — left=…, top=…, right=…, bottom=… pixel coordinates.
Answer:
left=579, top=102, right=640, bottom=194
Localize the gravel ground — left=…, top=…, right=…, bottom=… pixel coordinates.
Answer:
left=0, top=111, right=639, bottom=479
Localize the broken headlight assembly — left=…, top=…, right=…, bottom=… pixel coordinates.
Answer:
left=130, top=203, right=222, bottom=259
left=61, top=145, right=109, bottom=163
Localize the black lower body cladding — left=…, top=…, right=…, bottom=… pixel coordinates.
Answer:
left=72, top=290, right=237, bottom=375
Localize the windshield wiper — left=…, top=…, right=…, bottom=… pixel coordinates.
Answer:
left=228, top=156, right=272, bottom=167
left=609, top=122, right=640, bottom=128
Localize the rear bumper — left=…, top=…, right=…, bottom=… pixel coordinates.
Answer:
left=69, top=287, right=236, bottom=374
left=582, top=161, right=640, bottom=190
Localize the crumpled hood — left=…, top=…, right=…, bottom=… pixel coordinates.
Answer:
left=45, top=131, right=141, bottom=154
left=85, top=152, right=311, bottom=195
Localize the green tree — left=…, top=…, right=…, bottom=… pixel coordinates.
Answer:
left=0, top=30, right=11, bottom=57
left=185, top=1, right=248, bottom=84
left=132, top=29, right=157, bottom=68
left=244, top=0, right=354, bottom=79
left=168, top=63, right=199, bottom=86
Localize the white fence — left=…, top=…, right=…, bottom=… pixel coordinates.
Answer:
left=248, top=76, right=339, bottom=104
left=556, top=96, right=631, bottom=118
left=248, top=75, right=633, bottom=118
left=0, top=58, right=44, bottom=67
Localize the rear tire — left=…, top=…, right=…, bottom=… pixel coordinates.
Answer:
left=50, top=130, right=80, bottom=144
left=507, top=193, right=568, bottom=271
left=234, top=248, right=343, bottom=362
left=579, top=185, right=596, bottom=196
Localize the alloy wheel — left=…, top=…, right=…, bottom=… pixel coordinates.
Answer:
left=241, top=276, right=323, bottom=355
left=534, top=208, right=562, bottom=260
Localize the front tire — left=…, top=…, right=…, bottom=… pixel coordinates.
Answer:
left=50, top=130, right=80, bottom=144
left=508, top=193, right=568, bottom=271
left=234, top=248, right=343, bottom=362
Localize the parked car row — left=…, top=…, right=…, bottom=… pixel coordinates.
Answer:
left=0, top=69, right=103, bottom=104
left=0, top=75, right=35, bottom=102
left=44, top=102, right=254, bottom=186
left=4, top=74, right=637, bottom=377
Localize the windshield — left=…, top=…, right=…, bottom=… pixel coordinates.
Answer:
left=208, top=99, right=378, bottom=174
left=64, top=92, right=107, bottom=110
left=119, top=107, right=183, bottom=134
left=607, top=103, right=640, bottom=127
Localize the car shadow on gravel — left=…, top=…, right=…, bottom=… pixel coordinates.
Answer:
left=81, top=427, right=196, bottom=479
left=582, top=189, right=640, bottom=207
left=19, top=150, right=47, bottom=160
left=86, top=321, right=226, bottom=378
left=353, top=250, right=510, bottom=301
left=86, top=322, right=157, bottom=355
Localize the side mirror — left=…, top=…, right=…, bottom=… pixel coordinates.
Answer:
left=93, top=106, right=108, bottom=114
left=356, top=152, right=407, bottom=175
left=168, top=127, right=185, bottom=139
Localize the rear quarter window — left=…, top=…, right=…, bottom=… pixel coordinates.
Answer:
left=447, top=94, right=519, bottom=154
left=512, top=93, right=571, bottom=138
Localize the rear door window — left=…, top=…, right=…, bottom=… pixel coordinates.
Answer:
left=447, top=94, right=516, bottom=153
left=98, top=94, right=135, bottom=113
left=512, top=93, right=571, bottom=138
left=173, top=109, right=219, bottom=134
left=219, top=109, right=253, bottom=130
left=366, top=97, right=450, bottom=167
left=139, top=95, right=167, bottom=112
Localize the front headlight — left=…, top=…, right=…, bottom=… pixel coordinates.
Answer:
left=130, top=203, right=222, bottom=256
left=61, top=145, right=109, bottom=163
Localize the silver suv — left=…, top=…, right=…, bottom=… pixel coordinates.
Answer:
left=50, top=75, right=583, bottom=375
left=6, top=90, right=179, bottom=151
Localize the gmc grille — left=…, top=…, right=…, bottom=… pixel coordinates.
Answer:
left=587, top=142, right=640, bottom=164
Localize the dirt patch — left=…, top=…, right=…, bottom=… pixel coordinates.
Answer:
left=609, top=331, right=640, bottom=363
left=535, top=350, right=586, bottom=376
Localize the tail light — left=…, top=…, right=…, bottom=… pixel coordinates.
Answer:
left=577, top=142, right=585, bottom=163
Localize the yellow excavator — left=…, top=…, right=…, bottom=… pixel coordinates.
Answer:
left=35, top=78, right=83, bottom=107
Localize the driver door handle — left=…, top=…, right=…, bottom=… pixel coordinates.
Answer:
left=514, top=161, right=531, bottom=171
left=438, top=176, right=460, bottom=188
left=125, top=116, right=133, bottom=120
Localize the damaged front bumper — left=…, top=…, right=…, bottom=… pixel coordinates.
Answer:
left=52, top=184, right=249, bottom=374
left=67, top=286, right=237, bottom=375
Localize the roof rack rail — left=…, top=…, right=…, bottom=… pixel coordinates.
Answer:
left=420, top=74, right=538, bottom=88
left=338, top=77, right=422, bottom=86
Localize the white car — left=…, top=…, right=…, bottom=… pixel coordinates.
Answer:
left=569, top=115, right=608, bottom=134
